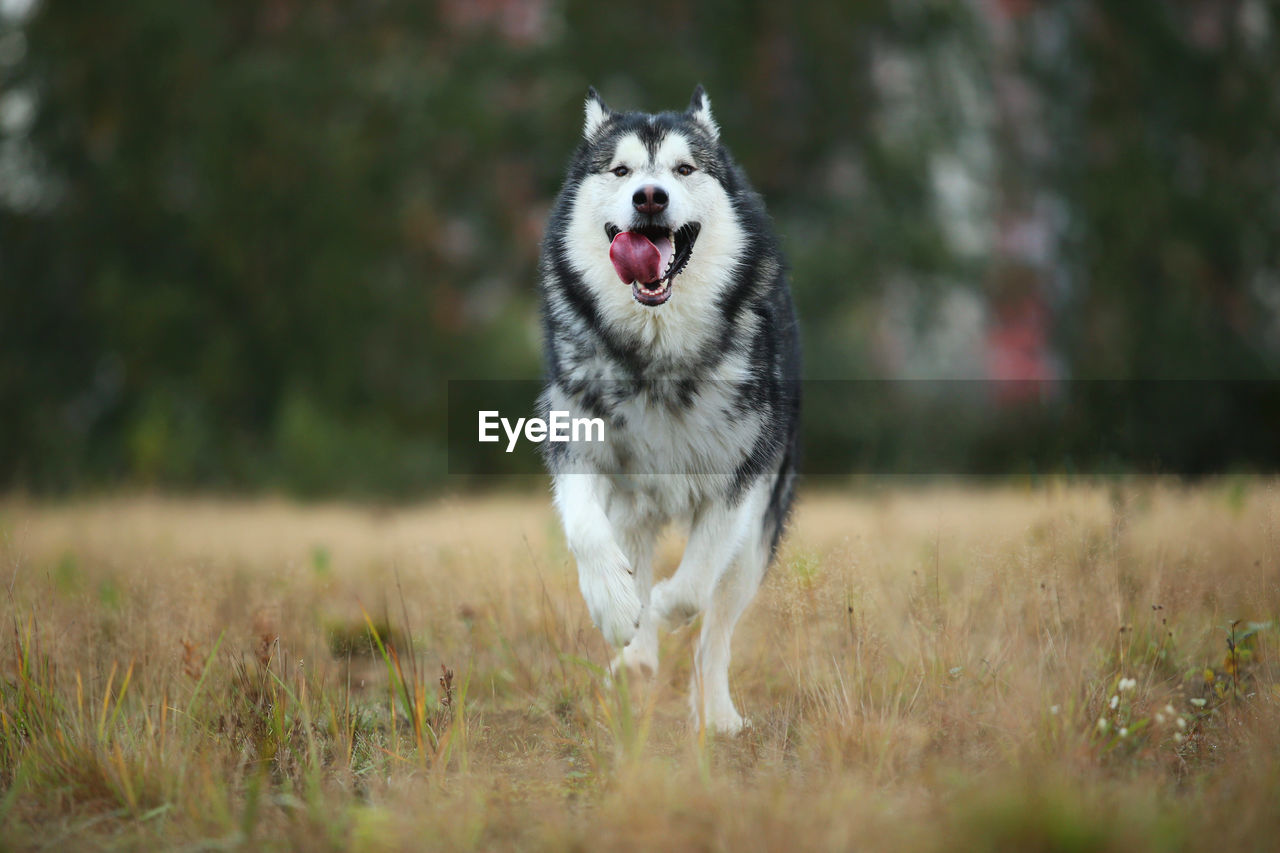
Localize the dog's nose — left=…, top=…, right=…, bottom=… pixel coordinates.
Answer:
left=632, top=185, right=668, bottom=215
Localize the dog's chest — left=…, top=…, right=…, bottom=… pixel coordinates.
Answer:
left=606, top=385, right=756, bottom=473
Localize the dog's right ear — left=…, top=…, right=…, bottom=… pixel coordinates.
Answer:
left=687, top=84, right=719, bottom=142
left=583, top=87, right=614, bottom=139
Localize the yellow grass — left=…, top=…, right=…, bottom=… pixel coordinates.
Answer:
left=2, top=480, right=1279, bottom=850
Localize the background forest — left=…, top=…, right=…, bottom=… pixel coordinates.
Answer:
left=4, top=0, right=1279, bottom=495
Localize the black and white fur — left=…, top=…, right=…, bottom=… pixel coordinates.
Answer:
left=538, top=87, right=800, bottom=733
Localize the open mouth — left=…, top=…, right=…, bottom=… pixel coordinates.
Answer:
left=605, top=222, right=701, bottom=306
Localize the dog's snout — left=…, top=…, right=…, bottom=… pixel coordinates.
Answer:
left=632, top=185, right=668, bottom=215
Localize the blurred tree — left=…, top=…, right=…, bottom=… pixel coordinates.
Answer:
left=1, top=0, right=1275, bottom=493
left=1048, top=1, right=1280, bottom=378
left=2, top=0, right=960, bottom=492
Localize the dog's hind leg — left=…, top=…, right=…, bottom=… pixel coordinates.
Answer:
left=691, top=521, right=771, bottom=735
left=650, top=484, right=766, bottom=631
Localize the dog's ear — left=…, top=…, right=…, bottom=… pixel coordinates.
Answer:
left=687, top=84, right=719, bottom=142
left=583, top=87, right=614, bottom=139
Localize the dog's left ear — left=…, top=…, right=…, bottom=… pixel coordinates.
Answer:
left=687, top=84, right=719, bottom=142
left=583, top=87, right=614, bottom=139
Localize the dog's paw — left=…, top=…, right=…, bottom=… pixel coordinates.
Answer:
left=711, top=711, right=749, bottom=736
left=698, top=704, right=748, bottom=736
left=578, top=544, right=642, bottom=647
left=650, top=579, right=701, bottom=631
left=609, top=637, right=658, bottom=685
left=598, top=603, right=640, bottom=648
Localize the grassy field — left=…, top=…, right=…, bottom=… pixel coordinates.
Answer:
left=1, top=481, right=1278, bottom=850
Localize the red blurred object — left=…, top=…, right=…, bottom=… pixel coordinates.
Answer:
left=985, top=295, right=1055, bottom=403
left=995, top=0, right=1035, bottom=19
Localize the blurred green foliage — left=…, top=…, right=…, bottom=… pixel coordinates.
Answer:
left=1, top=1, right=1277, bottom=495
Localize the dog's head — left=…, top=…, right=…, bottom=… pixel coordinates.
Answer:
left=562, top=86, right=739, bottom=308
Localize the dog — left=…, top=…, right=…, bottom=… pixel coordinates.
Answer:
left=537, top=86, right=800, bottom=733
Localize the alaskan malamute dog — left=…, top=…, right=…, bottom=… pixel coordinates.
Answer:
left=538, top=87, right=800, bottom=733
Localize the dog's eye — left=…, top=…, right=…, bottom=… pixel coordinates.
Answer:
left=676, top=164, right=696, bottom=176
left=611, top=165, right=629, bottom=177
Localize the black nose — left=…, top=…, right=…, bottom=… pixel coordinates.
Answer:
left=632, top=185, right=668, bottom=215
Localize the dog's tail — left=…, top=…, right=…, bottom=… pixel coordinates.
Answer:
left=763, top=427, right=800, bottom=562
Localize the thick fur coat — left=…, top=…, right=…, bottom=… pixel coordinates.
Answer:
left=538, top=87, right=800, bottom=733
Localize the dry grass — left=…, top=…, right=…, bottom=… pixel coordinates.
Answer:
left=2, top=480, right=1279, bottom=851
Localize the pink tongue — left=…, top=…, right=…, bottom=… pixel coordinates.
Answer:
left=609, top=231, right=672, bottom=285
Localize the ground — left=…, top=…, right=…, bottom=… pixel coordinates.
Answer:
left=1, top=481, right=1278, bottom=850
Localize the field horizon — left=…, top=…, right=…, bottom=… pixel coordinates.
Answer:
left=2, top=481, right=1278, bottom=850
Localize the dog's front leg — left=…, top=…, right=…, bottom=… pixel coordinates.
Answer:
left=553, top=473, right=642, bottom=647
